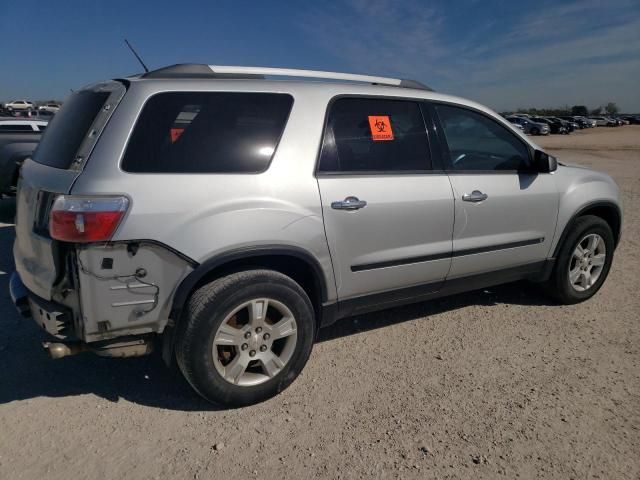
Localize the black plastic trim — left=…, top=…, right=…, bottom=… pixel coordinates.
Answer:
left=552, top=201, right=622, bottom=256
left=322, top=260, right=551, bottom=325
left=170, top=245, right=329, bottom=320
left=351, top=237, right=544, bottom=272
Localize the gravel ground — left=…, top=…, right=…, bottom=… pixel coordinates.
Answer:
left=1, top=126, right=638, bottom=480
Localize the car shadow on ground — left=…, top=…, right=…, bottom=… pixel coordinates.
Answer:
left=0, top=200, right=557, bottom=411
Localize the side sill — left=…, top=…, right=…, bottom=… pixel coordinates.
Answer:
left=320, top=260, right=552, bottom=328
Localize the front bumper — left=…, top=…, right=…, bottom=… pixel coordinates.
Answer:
left=10, top=271, right=73, bottom=338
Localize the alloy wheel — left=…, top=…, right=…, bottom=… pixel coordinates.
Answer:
left=212, top=298, right=298, bottom=386
left=568, top=233, right=607, bottom=292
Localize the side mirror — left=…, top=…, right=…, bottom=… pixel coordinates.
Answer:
left=534, top=150, right=557, bottom=173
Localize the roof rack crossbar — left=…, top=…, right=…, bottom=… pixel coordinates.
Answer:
left=209, top=65, right=433, bottom=91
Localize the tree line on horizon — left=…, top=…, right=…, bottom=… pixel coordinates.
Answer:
left=502, top=102, right=621, bottom=117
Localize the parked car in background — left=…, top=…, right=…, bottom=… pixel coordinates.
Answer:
left=530, top=116, right=568, bottom=134
left=506, top=116, right=550, bottom=135
left=0, top=119, right=47, bottom=196
left=557, top=116, right=583, bottom=129
left=550, top=117, right=575, bottom=132
left=33, top=110, right=55, bottom=120
left=38, top=103, right=60, bottom=113
left=576, top=116, right=597, bottom=128
left=3, top=100, right=35, bottom=113
left=621, top=115, right=640, bottom=125
left=589, top=116, right=616, bottom=127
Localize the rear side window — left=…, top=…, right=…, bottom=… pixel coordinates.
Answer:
left=32, top=90, right=108, bottom=169
left=122, top=92, right=293, bottom=173
left=318, top=98, right=431, bottom=173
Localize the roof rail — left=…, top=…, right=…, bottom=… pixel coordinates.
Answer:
left=141, top=64, right=433, bottom=91
left=209, top=65, right=433, bottom=91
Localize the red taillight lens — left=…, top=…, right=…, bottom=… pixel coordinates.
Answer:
left=49, top=195, right=129, bottom=242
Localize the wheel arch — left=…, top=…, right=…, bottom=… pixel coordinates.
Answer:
left=552, top=201, right=622, bottom=258
left=169, top=245, right=330, bottom=325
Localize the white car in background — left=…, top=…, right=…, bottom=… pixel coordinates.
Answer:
left=38, top=103, right=60, bottom=113
left=3, top=100, right=35, bottom=112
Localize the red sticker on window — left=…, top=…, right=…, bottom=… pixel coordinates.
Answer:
left=170, top=128, right=184, bottom=143
left=368, top=115, right=394, bottom=141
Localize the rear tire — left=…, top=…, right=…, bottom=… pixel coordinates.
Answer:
left=175, top=269, right=315, bottom=407
left=544, top=215, right=614, bottom=304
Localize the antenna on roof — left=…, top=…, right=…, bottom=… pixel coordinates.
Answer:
left=124, top=38, right=149, bottom=73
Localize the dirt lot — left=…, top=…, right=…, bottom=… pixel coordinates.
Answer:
left=1, top=126, right=638, bottom=480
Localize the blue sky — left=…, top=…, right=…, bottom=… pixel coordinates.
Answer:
left=1, top=0, right=639, bottom=111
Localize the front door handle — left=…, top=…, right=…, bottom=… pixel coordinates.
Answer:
left=331, top=196, right=367, bottom=210
left=462, top=190, right=488, bottom=202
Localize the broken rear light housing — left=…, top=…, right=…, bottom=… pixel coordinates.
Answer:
left=49, top=195, right=129, bottom=243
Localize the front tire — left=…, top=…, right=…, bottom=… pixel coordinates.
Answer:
left=530, top=127, right=540, bottom=136
left=544, top=215, right=614, bottom=304
left=175, top=270, right=315, bottom=407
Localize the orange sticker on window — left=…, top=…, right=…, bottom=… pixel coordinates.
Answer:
left=170, top=128, right=184, bottom=143
left=368, top=115, right=394, bottom=141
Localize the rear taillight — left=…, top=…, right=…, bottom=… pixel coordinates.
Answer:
left=49, top=195, right=129, bottom=242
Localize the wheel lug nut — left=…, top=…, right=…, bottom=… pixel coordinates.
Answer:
left=244, top=331, right=251, bottom=339
left=249, top=350, right=256, bottom=357
left=241, top=343, right=248, bottom=351
left=263, top=333, right=270, bottom=340
left=260, top=345, right=267, bottom=352
left=256, top=327, right=262, bottom=333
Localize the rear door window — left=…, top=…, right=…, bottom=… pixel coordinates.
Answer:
left=33, top=90, right=109, bottom=169
left=121, top=92, right=293, bottom=173
left=318, top=97, right=431, bottom=173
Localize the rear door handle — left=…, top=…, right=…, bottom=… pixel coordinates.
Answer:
left=331, top=196, right=367, bottom=210
left=462, top=190, right=488, bottom=202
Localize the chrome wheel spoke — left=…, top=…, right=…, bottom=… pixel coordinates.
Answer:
left=573, top=244, right=585, bottom=259
left=580, top=271, right=592, bottom=289
left=270, top=316, right=297, bottom=340
left=569, top=268, right=581, bottom=284
left=224, top=355, right=249, bottom=384
left=214, top=323, right=242, bottom=346
left=249, top=299, right=269, bottom=327
left=260, top=350, right=285, bottom=378
left=587, top=234, right=600, bottom=252
left=592, top=253, right=606, bottom=267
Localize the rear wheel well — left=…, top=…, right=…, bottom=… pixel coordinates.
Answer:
left=173, top=254, right=325, bottom=328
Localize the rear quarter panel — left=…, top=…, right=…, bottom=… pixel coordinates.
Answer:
left=70, top=81, right=338, bottom=302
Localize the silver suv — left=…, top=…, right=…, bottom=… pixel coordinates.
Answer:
left=10, top=64, right=622, bottom=406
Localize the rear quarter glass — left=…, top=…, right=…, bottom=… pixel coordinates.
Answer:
left=120, top=92, right=293, bottom=174
left=32, top=90, right=109, bottom=169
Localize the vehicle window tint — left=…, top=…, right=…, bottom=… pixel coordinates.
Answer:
left=122, top=92, right=293, bottom=174
left=318, top=98, right=430, bottom=173
left=0, top=124, right=33, bottom=132
left=436, top=105, right=531, bottom=171
left=33, top=90, right=109, bottom=169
